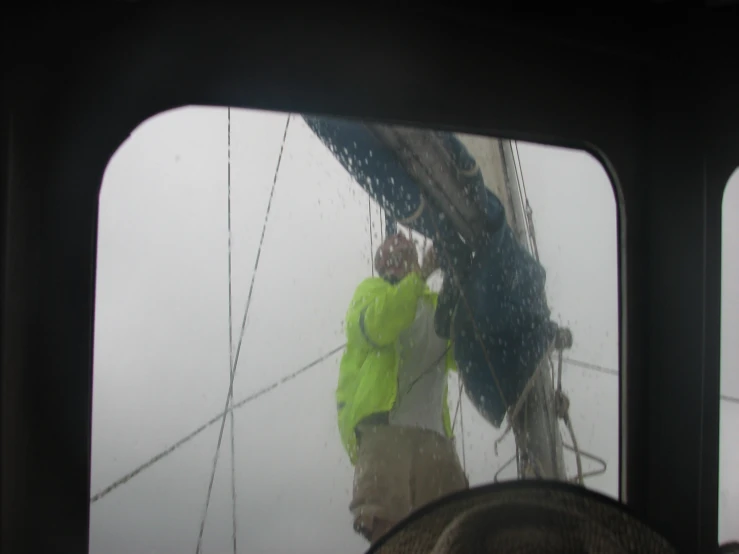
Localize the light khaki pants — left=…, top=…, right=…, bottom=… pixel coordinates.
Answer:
left=349, top=422, right=468, bottom=542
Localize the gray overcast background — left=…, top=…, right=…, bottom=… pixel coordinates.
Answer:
left=89, top=106, right=738, bottom=553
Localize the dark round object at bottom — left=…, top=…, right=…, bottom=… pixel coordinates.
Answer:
left=368, top=480, right=678, bottom=554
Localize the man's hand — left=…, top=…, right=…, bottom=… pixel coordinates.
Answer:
left=420, top=245, right=439, bottom=280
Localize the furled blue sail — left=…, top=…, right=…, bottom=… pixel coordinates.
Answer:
left=304, top=115, right=557, bottom=428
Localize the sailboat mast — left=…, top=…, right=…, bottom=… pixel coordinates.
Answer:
left=456, top=134, right=567, bottom=481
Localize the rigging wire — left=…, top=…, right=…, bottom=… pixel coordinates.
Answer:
left=722, top=394, right=739, bottom=405
left=451, top=371, right=467, bottom=473
left=509, top=141, right=533, bottom=253
left=459, top=378, right=466, bottom=472
left=195, top=114, right=292, bottom=554
left=380, top=207, right=385, bottom=242
left=562, top=359, right=737, bottom=404
left=513, top=141, right=540, bottom=262
left=513, top=141, right=530, bottom=205
left=563, top=358, right=619, bottom=377
left=89, top=344, right=345, bottom=504
left=562, top=358, right=738, bottom=405
left=368, top=198, right=374, bottom=276
left=226, top=107, right=238, bottom=554
left=88, top=345, right=633, bottom=506
left=452, top=375, right=467, bottom=475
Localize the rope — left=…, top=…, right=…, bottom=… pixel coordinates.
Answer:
left=195, top=114, right=291, bottom=554
left=554, top=348, right=584, bottom=484
left=493, top=343, right=555, bottom=456
left=497, top=327, right=589, bottom=485
left=451, top=378, right=463, bottom=431
left=226, top=107, right=238, bottom=554
left=89, top=343, right=345, bottom=504
left=451, top=374, right=467, bottom=474
left=494, top=451, right=518, bottom=482
left=402, top=346, right=451, bottom=397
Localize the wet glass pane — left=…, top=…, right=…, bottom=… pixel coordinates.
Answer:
left=90, top=107, right=619, bottom=552
left=720, top=169, right=739, bottom=545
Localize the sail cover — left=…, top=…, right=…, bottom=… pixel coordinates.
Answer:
left=303, top=115, right=558, bottom=428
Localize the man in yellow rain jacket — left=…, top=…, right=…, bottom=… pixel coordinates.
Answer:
left=336, top=232, right=468, bottom=544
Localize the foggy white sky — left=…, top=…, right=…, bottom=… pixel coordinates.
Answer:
left=89, top=106, right=738, bottom=553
